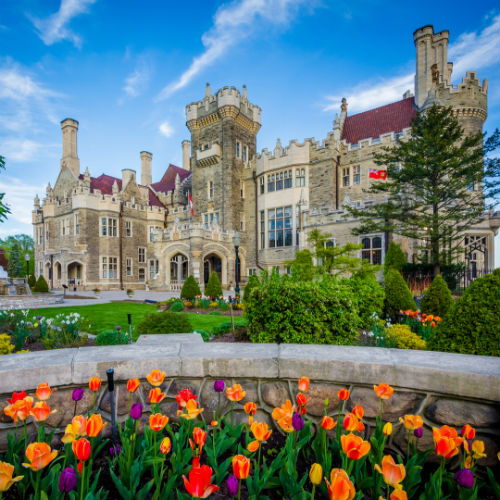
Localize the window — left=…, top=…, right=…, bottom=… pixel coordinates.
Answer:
left=276, top=171, right=284, bottom=190
left=125, top=220, right=132, bottom=237
left=138, top=268, right=145, bottom=282
left=101, top=217, right=117, bottom=237
left=74, top=214, right=80, bottom=235
left=242, top=145, right=247, bottom=162
left=284, top=170, right=292, bottom=189
left=240, top=221, right=245, bottom=231
left=208, top=180, right=214, bottom=200
left=353, top=166, right=360, bottom=185
left=204, top=212, right=220, bottom=228
left=126, top=258, right=132, bottom=276
left=149, top=226, right=156, bottom=242
left=236, top=141, right=240, bottom=158
left=45, top=223, right=50, bottom=243
left=260, top=210, right=265, bottom=249
left=361, top=236, right=383, bottom=265
left=268, top=174, right=275, bottom=192
left=149, top=259, right=159, bottom=279
left=268, top=206, right=293, bottom=248
left=343, top=167, right=350, bottom=187
left=240, top=181, right=245, bottom=199
left=248, top=268, right=257, bottom=276
left=102, top=257, right=118, bottom=279
left=296, top=168, right=305, bottom=187
left=260, top=177, right=265, bottom=194
left=138, top=247, right=145, bottom=263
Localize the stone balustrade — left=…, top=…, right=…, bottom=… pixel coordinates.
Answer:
left=0, top=340, right=499, bottom=466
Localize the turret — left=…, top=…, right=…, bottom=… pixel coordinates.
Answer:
left=140, top=151, right=152, bottom=185
left=60, top=118, right=80, bottom=176
left=182, top=140, right=191, bottom=171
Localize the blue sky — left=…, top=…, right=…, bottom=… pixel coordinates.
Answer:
left=0, top=0, right=499, bottom=262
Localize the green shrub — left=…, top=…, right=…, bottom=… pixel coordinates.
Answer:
left=28, top=274, right=36, bottom=288
left=95, top=329, right=129, bottom=346
left=384, top=242, right=407, bottom=274
left=286, top=249, right=314, bottom=281
left=243, top=274, right=260, bottom=302
left=384, top=268, right=416, bottom=322
left=194, top=330, right=210, bottom=342
left=169, top=301, right=184, bottom=312
left=137, top=311, right=193, bottom=335
left=344, top=273, right=384, bottom=329
left=386, top=324, right=426, bottom=350
left=419, top=274, right=454, bottom=318
left=428, top=270, right=500, bottom=356
left=246, top=273, right=359, bottom=345
left=204, top=271, right=222, bottom=298
left=180, top=275, right=201, bottom=300
left=34, top=275, right=49, bottom=293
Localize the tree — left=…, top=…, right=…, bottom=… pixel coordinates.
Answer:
left=346, top=105, right=499, bottom=277
left=0, top=234, right=34, bottom=275
left=180, top=275, right=201, bottom=300
left=7, top=241, right=23, bottom=277
left=243, top=273, right=260, bottom=302
left=204, top=271, right=222, bottom=298
left=384, top=268, right=416, bottom=321
left=0, top=155, right=10, bottom=223
left=34, top=275, right=49, bottom=293
left=285, top=249, right=314, bottom=281
left=384, top=242, right=407, bottom=274
left=419, top=274, right=454, bottom=318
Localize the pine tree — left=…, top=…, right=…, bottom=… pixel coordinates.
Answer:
left=243, top=273, right=260, bottom=301
left=34, top=274, right=49, bottom=293
left=0, top=155, right=10, bottom=223
left=384, top=268, right=416, bottom=321
left=180, top=275, right=201, bottom=300
left=7, top=241, right=23, bottom=277
left=204, top=271, right=222, bottom=298
left=384, top=242, right=407, bottom=274
left=347, top=105, right=500, bottom=277
left=419, top=274, right=454, bottom=318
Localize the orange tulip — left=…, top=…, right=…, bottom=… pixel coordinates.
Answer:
left=4, top=396, right=33, bottom=423
left=0, top=461, right=23, bottom=492
left=72, top=438, right=91, bottom=462
left=232, top=454, right=250, bottom=480
left=178, top=398, right=204, bottom=420
left=338, top=388, right=350, bottom=401
left=324, top=468, right=355, bottom=500
left=390, top=487, right=408, bottom=500
left=23, top=442, right=58, bottom=471
left=183, top=464, right=219, bottom=498
left=251, top=421, right=272, bottom=443
left=271, top=399, right=295, bottom=433
left=321, top=416, right=337, bottom=430
left=374, top=455, right=406, bottom=487
left=210, top=420, right=218, bottom=427
left=35, top=382, right=56, bottom=401
left=433, top=425, right=463, bottom=459
left=193, top=427, right=207, bottom=446
left=343, top=413, right=364, bottom=432
left=226, top=384, right=246, bottom=402
left=149, top=387, right=166, bottom=404
left=399, top=415, right=423, bottom=430
left=461, top=424, right=475, bottom=440
left=30, top=401, right=55, bottom=422
left=434, top=316, right=442, bottom=323
left=72, top=415, right=87, bottom=436
left=352, top=404, right=364, bottom=420
left=247, top=440, right=260, bottom=452
left=374, top=383, right=394, bottom=399
left=244, top=402, right=257, bottom=415
left=146, top=369, right=166, bottom=387
left=298, top=376, right=310, bottom=392
left=149, top=413, right=169, bottom=432
left=341, top=433, right=371, bottom=460
left=296, top=392, right=311, bottom=409
left=86, top=413, right=106, bottom=437
left=160, top=437, right=172, bottom=454
left=127, top=378, right=140, bottom=393
left=176, top=388, right=198, bottom=409
left=89, top=377, right=101, bottom=391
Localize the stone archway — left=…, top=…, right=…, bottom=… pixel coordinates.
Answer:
left=67, top=261, right=84, bottom=288
left=44, top=262, right=51, bottom=281
left=169, top=253, right=189, bottom=291
left=54, top=262, right=62, bottom=288
left=204, top=253, right=222, bottom=284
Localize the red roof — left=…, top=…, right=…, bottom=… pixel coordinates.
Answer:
left=342, top=97, right=416, bottom=145
left=151, top=164, right=191, bottom=194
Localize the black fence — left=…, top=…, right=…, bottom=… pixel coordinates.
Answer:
left=459, top=267, right=496, bottom=291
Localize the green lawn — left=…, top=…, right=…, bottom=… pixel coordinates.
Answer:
left=28, top=302, right=232, bottom=336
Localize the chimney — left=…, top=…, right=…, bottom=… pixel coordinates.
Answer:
left=60, top=118, right=80, bottom=177
left=140, top=151, right=152, bottom=185
left=182, top=140, right=191, bottom=171
left=121, top=169, right=136, bottom=188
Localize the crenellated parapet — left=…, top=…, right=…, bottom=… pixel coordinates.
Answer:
left=256, top=138, right=311, bottom=175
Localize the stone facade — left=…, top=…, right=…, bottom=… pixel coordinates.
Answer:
left=32, top=25, right=499, bottom=291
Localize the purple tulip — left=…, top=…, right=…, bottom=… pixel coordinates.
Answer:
left=109, top=445, right=121, bottom=456
left=116, top=325, right=122, bottom=331
left=213, top=380, right=225, bottom=393
left=413, top=427, right=423, bottom=438
left=454, top=468, right=474, bottom=489
left=72, top=387, right=84, bottom=402
left=226, top=474, right=239, bottom=496
left=292, top=412, right=304, bottom=431
left=130, top=403, right=143, bottom=420
left=58, top=467, right=77, bottom=493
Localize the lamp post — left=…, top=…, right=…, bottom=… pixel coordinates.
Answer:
left=24, top=254, right=30, bottom=279
left=232, top=232, right=241, bottom=295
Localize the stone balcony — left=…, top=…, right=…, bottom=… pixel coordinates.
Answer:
left=196, top=144, right=221, bottom=167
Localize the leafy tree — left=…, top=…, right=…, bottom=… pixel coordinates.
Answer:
left=419, top=274, right=454, bottom=318
left=243, top=273, right=260, bottom=302
left=204, top=271, right=222, bottom=298
left=384, top=242, right=407, bottom=274
left=0, top=234, right=34, bottom=275
left=0, top=155, right=10, bottom=223
left=180, top=275, right=201, bottom=300
left=7, top=241, right=23, bottom=277
left=285, top=249, right=314, bottom=281
left=384, top=268, right=416, bottom=321
left=346, top=105, right=500, bottom=277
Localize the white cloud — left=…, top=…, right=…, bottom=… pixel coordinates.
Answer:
left=158, top=120, right=174, bottom=138
left=0, top=138, right=58, bottom=163
left=157, top=0, right=310, bottom=100
left=31, top=0, right=97, bottom=47
left=123, top=57, right=152, bottom=98
left=0, top=176, right=41, bottom=226
left=324, top=15, right=500, bottom=114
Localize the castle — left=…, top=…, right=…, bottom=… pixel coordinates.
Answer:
left=33, top=25, right=499, bottom=291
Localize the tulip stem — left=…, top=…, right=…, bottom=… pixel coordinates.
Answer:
left=73, top=400, right=77, bottom=417
left=257, top=444, right=262, bottom=472
left=34, top=470, right=41, bottom=500
left=237, top=479, right=241, bottom=500
left=80, top=463, right=85, bottom=500
left=437, top=457, right=445, bottom=498
left=311, top=484, right=316, bottom=500
left=407, top=429, right=411, bottom=459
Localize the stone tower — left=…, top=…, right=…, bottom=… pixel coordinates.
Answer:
left=60, top=118, right=80, bottom=177
left=185, top=83, right=261, bottom=232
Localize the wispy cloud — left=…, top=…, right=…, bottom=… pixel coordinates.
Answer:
left=323, top=15, right=500, bottom=114
left=157, top=0, right=311, bottom=100
left=158, top=120, right=174, bottom=138
left=31, top=0, right=97, bottom=48
left=0, top=176, right=42, bottom=226
left=0, top=138, right=58, bottom=163
left=122, top=56, right=152, bottom=100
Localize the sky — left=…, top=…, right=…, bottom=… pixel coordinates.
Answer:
left=0, top=0, right=499, bottom=263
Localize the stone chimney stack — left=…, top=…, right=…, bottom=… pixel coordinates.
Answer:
left=121, top=169, right=136, bottom=188
left=182, top=140, right=191, bottom=171
left=60, top=118, right=80, bottom=177
left=140, top=151, right=152, bottom=185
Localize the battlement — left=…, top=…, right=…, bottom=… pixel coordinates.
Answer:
left=256, top=138, right=311, bottom=174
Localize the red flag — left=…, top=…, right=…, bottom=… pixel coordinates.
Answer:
left=369, top=169, right=387, bottom=180
left=188, top=191, right=194, bottom=216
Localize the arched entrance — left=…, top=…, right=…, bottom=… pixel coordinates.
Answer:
left=204, top=253, right=222, bottom=284
left=54, top=262, right=62, bottom=287
left=67, top=262, right=83, bottom=288
left=44, top=262, right=51, bottom=281
left=170, top=253, right=188, bottom=290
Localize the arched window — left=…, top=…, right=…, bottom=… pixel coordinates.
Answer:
left=170, top=254, right=188, bottom=282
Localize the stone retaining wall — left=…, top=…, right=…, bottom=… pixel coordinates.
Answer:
left=1, top=343, right=499, bottom=466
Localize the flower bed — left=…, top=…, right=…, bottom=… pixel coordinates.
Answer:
left=1, top=367, right=499, bottom=499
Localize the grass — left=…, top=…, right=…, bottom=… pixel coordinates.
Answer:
left=27, top=302, right=232, bottom=336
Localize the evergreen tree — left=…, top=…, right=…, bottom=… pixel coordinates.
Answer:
left=384, top=242, right=407, bottom=274
left=204, top=271, right=222, bottom=298
left=347, top=105, right=500, bottom=277
left=0, top=155, right=10, bottom=223
left=34, top=274, right=49, bottom=293
left=243, top=273, right=260, bottom=302
left=384, top=268, right=416, bottom=321
left=7, top=241, right=23, bottom=277
left=419, top=274, right=454, bottom=318
left=285, top=249, right=314, bottom=281
left=180, top=275, right=201, bottom=300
